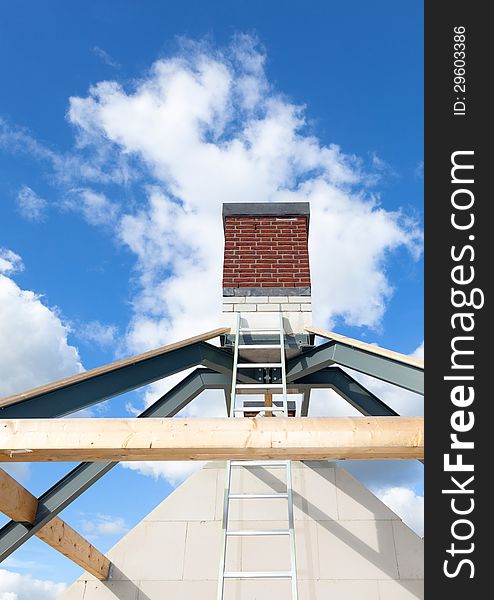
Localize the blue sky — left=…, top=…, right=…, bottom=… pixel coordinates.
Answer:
left=0, top=1, right=423, bottom=595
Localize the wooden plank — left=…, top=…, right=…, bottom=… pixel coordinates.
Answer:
left=0, top=468, right=111, bottom=579
left=0, top=417, right=424, bottom=461
left=306, top=326, right=424, bottom=369
left=36, top=516, right=111, bottom=580
left=264, top=392, right=273, bottom=417
left=0, top=467, right=38, bottom=523
left=0, top=327, right=230, bottom=409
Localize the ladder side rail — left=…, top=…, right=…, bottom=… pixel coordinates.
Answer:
left=217, top=460, right=233, bottom=600
left=229, top=311, right=241, bottom=418
left=279, top=312, right=289, bottom=417
left=286, top=460, right=298, bottom=599
left=218, top=312, right=240, bottom=600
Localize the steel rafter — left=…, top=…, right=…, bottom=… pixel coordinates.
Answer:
left=0, top=342, right=233, bottom=419
left=294, top=367, right=399, bottom=416
left=286, top=341, right=424, bottom=395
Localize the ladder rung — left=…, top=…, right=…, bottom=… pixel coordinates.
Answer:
left=235, top=383, right=283, bottom=389
left=224, top=571, right=293, bottom=579
left=238, top=344, right=282, bottom=349
left=228, top=493, right=288, bottom=499
left=226, top=530, right=290, bottom=536
left=230, top=460, right=288, bottom=467
left=237, top=363, right=283, bottom=368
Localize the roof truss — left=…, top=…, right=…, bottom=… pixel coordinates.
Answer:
left=0, top=325, right=424, bottom=572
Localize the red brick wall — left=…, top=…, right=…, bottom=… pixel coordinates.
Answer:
left=223, top=216, right=311, bottom=289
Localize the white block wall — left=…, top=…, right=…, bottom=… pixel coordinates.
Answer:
left=60, top=461, right=424, bottom=600
left=222, top=296, right=312, bottom=334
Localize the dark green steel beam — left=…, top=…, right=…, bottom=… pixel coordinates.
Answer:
left=294, top=368, right=399, bottom=416
left=287, top=341, right=424, bottom=395
left=0, top=368, right=230, bottom=561
left=301, top=389, right=311, bottom=417
left=0, top=343, right=233, bottom=419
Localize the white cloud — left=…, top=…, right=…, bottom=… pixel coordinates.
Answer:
left=65, top=35, right=421, bottom=355
left=375, top=485, right=424, bottom=537
left=78, top=320, right=117, bottom=348
left=0, top=250, right=83, bottom=398
left=80, top=513, right=128, bottom=538
left=123, top=459, right=204, bottom=486
left=92, top=46, right=120, bottom=69
left=411, top=340, right=424, bottom=360
left=0, top=249, right=24, bottom=275
left=0, top=117, right=136, bottom=187
left=414, top=160, right=424, bottom=179
left=64, top=189, right=119, bottom=226
left=0, top=569, right=66, bottom=600
left=16, top=186, right=47, bottom=222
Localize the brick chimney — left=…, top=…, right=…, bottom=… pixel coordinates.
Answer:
left=222, top=202, right=312, bottom=333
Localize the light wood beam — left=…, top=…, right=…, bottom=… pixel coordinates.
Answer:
left=36, top=516, right=111, bottom=580
left=264, top=391, right=273, bottom=417
left=0, top=417, right=424, bottom=461
left=305, top=326, right=424, bottom=369
left=0, top=467, right=38, bottom=523
left=0, top=467, right=110, bottom=579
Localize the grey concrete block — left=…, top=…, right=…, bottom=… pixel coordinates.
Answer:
left=58, top=582, right=86, bottom=600
left=379, top=579, right=424, bottom=599
left=392, top=521, right=424, bottom=579
left=256, top=303, right=281, bottom=311
left=80, top=581, right=138, bottom=600
left=245, top=296, right=268, bottom=303
left=145, top=466, right=218, bottom=522
left=138, top=581, right=217, bottom=600
left=182, top=520, right=241, bottom=580
left=299, top=580, right=380, bottom=599
left=292, top=463, right=338, bottom=521
left=288, top=296, right=313, bottom=303
left=107, top=522, right=187, bottom=580
left=317, top=520, right=400, bottom=580
left=234, top=304, right=256, bottom=311
left=282, top=303, right=300, bottom=311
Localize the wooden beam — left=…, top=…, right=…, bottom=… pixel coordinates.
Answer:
left=0, top=327, right=230, bottom=409
left=305, top=326, right=424, bottom=369
left=0, top=417, right=424, bottom=461
left=36, top=516, right=111, bottom=580
left=264, top=392, right=273, bottom=417
left=0, top=467, right=38, bottom=523
left=0, top=467, right=110, bottom=579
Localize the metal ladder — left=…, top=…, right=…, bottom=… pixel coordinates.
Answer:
left=217, top=312, right=298, bottom=599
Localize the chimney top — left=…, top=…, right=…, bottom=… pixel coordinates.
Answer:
left=221, top=201, right=312, bottom=332
left=222, top=202, right=310, bottom=230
